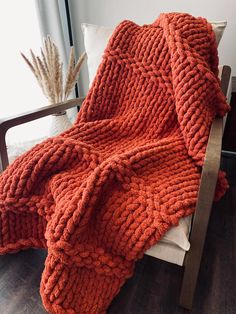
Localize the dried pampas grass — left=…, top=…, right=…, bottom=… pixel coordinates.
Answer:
left=21, top=36, right=86, bottom=104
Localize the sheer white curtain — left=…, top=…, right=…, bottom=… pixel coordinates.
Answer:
left=1, top=1, right=77, bottom=162
left=0, top=1, right=46, bottom=146
left=35, top=0, right=77, bottom=122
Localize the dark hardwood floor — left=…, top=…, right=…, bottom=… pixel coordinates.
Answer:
left=223, top=92, right=236, bottom=152
left=0, top=95, right=236, bottom=314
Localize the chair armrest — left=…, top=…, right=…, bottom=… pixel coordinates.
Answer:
left=189, top=65, right=231, bottom=247
left=189, top=117, right=223, bottom=247
left=180, top=65, right=231, bottom=308
left=0, top=97, right=85, bottom=171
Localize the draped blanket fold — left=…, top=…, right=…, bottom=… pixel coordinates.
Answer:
left=0, top=13, right=229, bottom=314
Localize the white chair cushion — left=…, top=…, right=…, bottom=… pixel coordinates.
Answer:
left=7, top=138, right=46, bottom=164
left=210, top=21, right=227, bottom=45
left=81, top=20, right=227, bottom=265
left=81, top=24, right=114, bottom=86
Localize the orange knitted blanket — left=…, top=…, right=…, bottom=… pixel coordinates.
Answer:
left=0, top=13, right=229, bottom=314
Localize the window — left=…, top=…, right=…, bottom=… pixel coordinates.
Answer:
left=0, top=1, right=50, bottom=144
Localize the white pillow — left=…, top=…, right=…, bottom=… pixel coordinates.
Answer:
left=81, top=20, right=226, bottom=86
left=81, top=24, right=114, bottom=86
left=210, top=20, right=227, bottom=45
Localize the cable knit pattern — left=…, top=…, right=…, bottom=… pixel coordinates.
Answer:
left=0, top=13, right=229, bottom=313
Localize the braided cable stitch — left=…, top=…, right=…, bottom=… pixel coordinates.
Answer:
left=0, top=13, right=229, bottom=313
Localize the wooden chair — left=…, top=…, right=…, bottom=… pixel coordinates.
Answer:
left=0, top=65, right=231, bottom=310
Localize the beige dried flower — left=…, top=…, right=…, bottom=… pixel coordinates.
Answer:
left=21, top=36, right=86, bottom=105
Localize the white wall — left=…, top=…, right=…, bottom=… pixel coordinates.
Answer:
left=70, top=0, right=236, bottom=94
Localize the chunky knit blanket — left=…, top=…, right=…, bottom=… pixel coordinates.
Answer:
left=0, top=13, right=229, bottom=314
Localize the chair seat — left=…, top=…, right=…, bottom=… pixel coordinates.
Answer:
left=145, top=215, right=192, bottom=266
left=7, top=138, right=192, bottom=267
left=7, top=138, right=192, bottom=266
left=7, top=138, right=46, bottom=164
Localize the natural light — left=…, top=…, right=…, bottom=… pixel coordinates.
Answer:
left=0, top=1, right=50, bottom=144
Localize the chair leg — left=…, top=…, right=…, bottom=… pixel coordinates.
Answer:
left=179, top=200, right=214, bottom=310
left=179, top=250, right=201, bottom=310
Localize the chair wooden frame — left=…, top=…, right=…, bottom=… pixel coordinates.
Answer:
left=0, top=65, right=231, bottom=310
left=179, top=65, right=231, bottom=308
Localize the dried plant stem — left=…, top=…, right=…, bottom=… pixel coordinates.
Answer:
left=64, top=51, right=86, bottom=100
left=21, top=36, right=85, bottom=105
